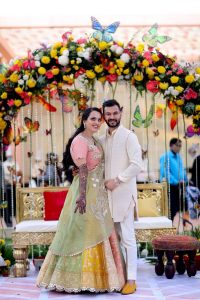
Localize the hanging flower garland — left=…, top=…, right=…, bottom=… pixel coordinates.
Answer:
left=0, top=19, right=200, bottom=146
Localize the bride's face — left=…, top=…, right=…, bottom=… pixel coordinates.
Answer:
left=84, top=111, right=102, bottom=134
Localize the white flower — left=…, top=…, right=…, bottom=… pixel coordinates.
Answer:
left=23, top=75, right=29, bottom=80
left=34, top=54, right=40, bottom=61
left=120, top=53, right=130, bottom=63
left=76, top=58, right=82, bottom=63
left=18, top=79, right=24, bottom=85
left=58, top=55, right=69, bottom=66
left=82, top=51, right=90, bottom=61
left=115, top=47, right=123, bottom=55
left=164, top=86, right=179, bottom=96
left=77, top=51, right=84, bottom=58
left=35, top=61, right=41, bottom=67
left=110, top=45, right=118, bottom=52
left=62, top=49, right=69, bottom=56
left=118, top=75, right=124, bottom=80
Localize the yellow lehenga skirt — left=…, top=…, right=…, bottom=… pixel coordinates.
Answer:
left=36, top=163, right=126, bottom=292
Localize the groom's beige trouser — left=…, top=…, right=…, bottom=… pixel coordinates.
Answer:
left=114, top=207, right=137, bottom=280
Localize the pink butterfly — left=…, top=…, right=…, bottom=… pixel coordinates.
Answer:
left=186, top=125, right=200, bottom=138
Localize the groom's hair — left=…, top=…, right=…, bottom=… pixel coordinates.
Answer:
left=102, top=99, right=122, bottom=113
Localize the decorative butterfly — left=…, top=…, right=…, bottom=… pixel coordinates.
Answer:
left=13, top=128, right=27, bottom=145
left=142, top=23, right=172, bottom=47
left=91, top=16, right=120, bottom=43
left=37, top=95, right=57, bottom=112
left=45, top=129, right=52, bottom=135
left=27, top=151, right=33, bottom=158
left=153, top=129, right=159, bottom=137
left=24, top=117, right=40, bottom=133
left=142, top=149, right=148, bottom=159
left=185, top=125, right=200, bottom=138
left=132, top=104, right=154, bottom=128
left=60, top=95, right=73, bottom=113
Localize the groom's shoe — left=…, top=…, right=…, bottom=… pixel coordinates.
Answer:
left=121, top=282, right=137, bottom=295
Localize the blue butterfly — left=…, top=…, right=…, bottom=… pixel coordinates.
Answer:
left=91, top=16, right=120, bottom=43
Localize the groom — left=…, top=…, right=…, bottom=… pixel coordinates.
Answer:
left=100, top=99, right=142, bottom=295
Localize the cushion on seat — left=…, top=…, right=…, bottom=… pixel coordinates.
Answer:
left=15, top=220, right=58, bottom=232
left=134, top=217, right=173, bottom=230
left=44, top=190, right=68, bottom=221
left=152, top=235, right=200, bottom=251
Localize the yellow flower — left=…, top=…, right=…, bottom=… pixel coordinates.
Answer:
left=60, top=47, right=67, bottom=54
left=159, top=82, right=169, bottom=90
left=63, top=75, right=74, bottom=84
left=10, top=73, right=19, bottom=83
left=1, top=92, right=7, bottom=99
left=70, top=60, right=75, bottom=65
left=50, top=49, right=57, bottom=58
left=142, top=59, right=149, bottom=67
left=98, top=76, right=106, bottom=83
left=27, top=79, right=36, bottom=88
left=116, top=69, right=121, bottom=75
left=86, top=70, right=96, bottom=79
left=195, top=105, right=200, bottom=112
left=195, top=67, right=200, bottom=74
left=185, top=74, right=195, bottom=84
left=123, top=68, right=130, bottom=75
left=116, top=59, right=125, bottom=68
left=52, top=68, right=60, bottom=75
left=134, top=73, right=143, bottom=81
left=14, top=100, right=22, bottom=107
left=0, top=239, right=5, bottom=245
left=28, top=92, right=32, bottom=97
left=170, top=76, right=179, bottom=84
left=38, top=67, right=46, bottom=75
left=73, top=66, right=79, bottom=70
left=41, top=56, right=50, bottom=64
left=98, top=41, right=108, bottom=51
left=175, top=86, right=184, bottom=93
left=136, top=43, right=144, bottom=53
left=152, top=54, right=160, bottom=62
left=108, top=67, right=116, bottom=74
left=76, top=46, right=83, bottom=52
left=176, top=99, right=184, bottom=106
left=0, top=119, right=6, bottom=131
left=5, top=260, right=11, bottom=267
left=117, top=41, right=124, bottom=47
left=0, top=74, right=5, bottom=83
left=15, top=87, right=23, bottom=94
left=157, top=66, right=166, bottom=74
left=94, top=65, right=103, bottom=73
left=146, top=68, right=155, bottom=77
left=52, top=42, right=62, bottom=49
left=155, top=76, right=161, bottom=81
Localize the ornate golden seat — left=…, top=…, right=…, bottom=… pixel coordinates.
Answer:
left=12, top=183, right=176, bottom=276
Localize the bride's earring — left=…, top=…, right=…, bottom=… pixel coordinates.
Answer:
left=83, top=123, right=86, bottom=129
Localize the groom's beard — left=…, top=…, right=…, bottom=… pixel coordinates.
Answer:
left=106, top=119, right=120, bottom=128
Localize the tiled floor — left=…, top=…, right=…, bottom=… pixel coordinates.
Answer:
left=0, top=259, right=200, bottom=300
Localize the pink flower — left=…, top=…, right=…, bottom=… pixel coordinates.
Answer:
left=184, top=88, right=198, bottom=100
left=144, top=51, right=153, bottom=64
left=146, top=80, right=159, bottom=93
left=177, top=68, right=184, bottom=75
left=45, top=70, right=54, bottom=79
left=22, top=60, right=36, bottom=70
left=10, top=64, right=21, bottom=72
left=7, top=99, right=15, bottom=107
left=77, top=38, right=87, bottom=44
left=106, top=74, right=118, bottom=82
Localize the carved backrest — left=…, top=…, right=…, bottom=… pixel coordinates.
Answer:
left=16, top=186, right=68, bottom=223
left=16, top=182, right=168, bottom=223
left=137, top=182, right=168, bottom=217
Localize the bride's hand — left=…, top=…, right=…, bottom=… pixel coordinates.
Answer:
left=74, top=195, right=86, bottom=214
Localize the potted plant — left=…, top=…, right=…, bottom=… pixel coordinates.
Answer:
left=0, top=238, right=15, bottom=276
left=30, top=245, right=49, bottom=271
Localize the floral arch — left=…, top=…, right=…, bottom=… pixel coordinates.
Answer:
left=0, top=19, right=200, bottom=148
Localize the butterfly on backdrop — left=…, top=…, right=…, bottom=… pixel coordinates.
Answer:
left=185, top=125, right=200, bottom=138
left=153, top=129, right=159, bottom=137
left=142, top=23, right=172, bottom=47
left=24, top=117, right=40, bottom=133
left=45, top=129, right=52, bottom=135
left=91, top=16, right=120, bottom=42
left=132, top=104, right=154, bottom=128
left=27, top=151, right=33, bottom=158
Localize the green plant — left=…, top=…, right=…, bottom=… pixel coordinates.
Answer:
left=28, top=245, right=49, bottom=259
left=0, top=238, right=15, bottom=275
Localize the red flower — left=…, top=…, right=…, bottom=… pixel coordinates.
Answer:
left=184, top=88, right=198, bottom=100
left=45, top=71, right=54, bottom=79
left=106, top=74, right=118, bottom=82
left=75, top=68, right=85, bottom=78
left=146, top=80, right=159, bottom=93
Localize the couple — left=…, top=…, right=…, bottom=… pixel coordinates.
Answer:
left=37, top=99, right=142, bottom=294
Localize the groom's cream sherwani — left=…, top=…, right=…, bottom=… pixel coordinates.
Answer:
left=100, top=125, right=142, bottom=222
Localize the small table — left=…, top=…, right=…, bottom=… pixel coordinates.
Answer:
left=152, top=235, right=200, bottom=279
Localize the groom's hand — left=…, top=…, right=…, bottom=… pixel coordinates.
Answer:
left=105, top=178, right=120, bottom=191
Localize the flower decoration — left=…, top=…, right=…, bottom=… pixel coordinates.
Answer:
left=0, top=18, right=200, bottom=145
left=0, top=239, right=14, bottom=276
